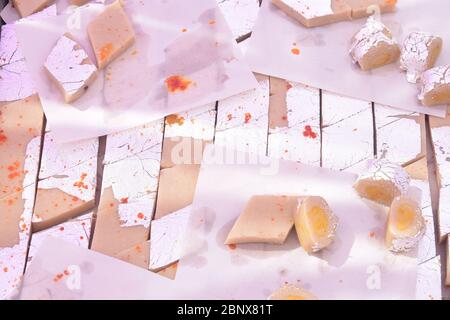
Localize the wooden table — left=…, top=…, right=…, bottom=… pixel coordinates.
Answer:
left=0, top=0, right=449, bottom=300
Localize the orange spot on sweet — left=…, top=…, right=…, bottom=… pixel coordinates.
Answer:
left=72, top=196, right=79, bottom=202
left=385, top=0, right=397, bottom=5
left=0, top=133, right=7, bottom=144
left=165, top=75, right=193, bottom=93
left=228, top=244, right=237, bottom=250
left=166, top=114, right=185, bottom=126
left=120, top=197, right=129, bottom=204
left=137, top=212, right=144, bottom=219
left=98, top=43, right=114, bottom=62
left=303, top=125, right=317, bottom=139
left=109, top=202, right=115, bottom=207
left=244, top=113, right=252, bottom=124
left=7, top=199, right=14, bottom=206
left=135, top=245, right=142, bottom=253
left=291, top=48, right=300, bottom=55
left=286, top=83, right=293, bottom=90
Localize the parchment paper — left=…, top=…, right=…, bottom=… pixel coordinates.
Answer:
left=245, top=0, right=449, bottom=117
left=20, top=146, right=419, bottom=300
left=14, top=0, right=257, bottom=143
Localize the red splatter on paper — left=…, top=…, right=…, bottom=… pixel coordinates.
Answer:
left=303, top=125, right=317, bottom=139
left=165, top=75, right=193, bottom=93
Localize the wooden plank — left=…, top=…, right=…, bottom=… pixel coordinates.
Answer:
left=374, top=105, right=425, bottom=164
left=0, top=96, right=44, bottom=299
left=215, top=74, right=270, bottom=156
left=267, top=78, right=321, bottom=165
left=91, top=121, right=164, bottom=259
left=31, top=133, right=98, bottom=231
left=27, top=212, right=92, bottom=267
left=216, top=0, right=260, bottom=40
left=321, top=92, right=374, bottom=172
left=429, top=117, right=450, bottom=243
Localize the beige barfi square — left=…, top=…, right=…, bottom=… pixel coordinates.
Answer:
left=87, top=0, right=135, bottom=69
left=225, top=195, right=298, bottom=245
left=12, top=0, right=53, bottom=18
left=344, top=0, right=397, bottom=19
left=271, top=0, right=352, bottom=28
left=45, top=34, right=98, bottom=103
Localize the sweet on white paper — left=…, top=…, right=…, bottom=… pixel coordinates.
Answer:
left=350, top=16, right=400, bottom=71
left=400, top=32, right=443, bottom=84
left=418, top=65, right=450, bottom=106
left=225, top=195, right=297, bottom=245
left=268, top=284, right=318, bottom=300
left=87, top=0, right=135, bottom=69
left=354, top=159, right=410, bottom=206
left=149, top=206, right=190, bottom=271
left=385, top=196, right=425, bottom=253
left=12, top=0, right=53, bottom=18
left=294, top=196, right=338, bottom=253
left=44, top=34, right=98, bottom=103
left=271, top=0, right=351, bottom=28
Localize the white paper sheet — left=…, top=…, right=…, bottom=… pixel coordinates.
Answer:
left=174, top=145, right=419, bottom=299
left=245, top=0, right=449, bottom=117
left=14, top=0, right=257, bottom=143
left=20, top=146, right=420, bottom=300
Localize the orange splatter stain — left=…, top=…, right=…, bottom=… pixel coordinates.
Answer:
left=137, top=212, right=144, bottom=219
left=165, top=75, right=193, bottom=93
left=120, top=197, right=129, bottom=204
left=135, top=245, right=142, bottom=253
left=208, top=19, right=216, bottom=25
left=0, top=132, right=6, bottom=144
left=80, top=236, right=84, bottom=240
left=166, top=114, right=185, bottom=126
left=59, top=227, right=65, bottom=231
left=291, top=48, right=300, bottom=55
left=98, top=43, right=114, bottom=63
left=73, top=173, right=89, bottom=190
left=286, top=83, right=293, bottom=90
left=369, top=231, right=376, bottom=238
left=3, top=267, right=8, bottom=272
left=109, top=202, right=115, bottom=207
left=64, top=269, right=70, bottom=276
left=181, top=28, right=188, bottom=32
left=303, top=125, right=317, bottom=139
left=244, top=113, right=252, bottom=124
left=227, top=113, right=233, bottom=121
left=228, top=244, right=237, bottom=250
left=71, top=196, right=79, bottom=202
left=53, top=273, right=64, bottom=282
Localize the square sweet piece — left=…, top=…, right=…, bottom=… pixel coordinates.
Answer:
left=344, top=0, right=397, bottom=19
left=87, top=0, right=135, bottom=69
left=44, top=34, right=98, bottom=103
left=418, top=65, right=450, bottom=106
left=400, top=32, right=443, bottom=83
left=271, top=0, right=352, bottom=28
left=12, top=0, right=53, bottom=18
left=349, top=16, right=400, bottom=70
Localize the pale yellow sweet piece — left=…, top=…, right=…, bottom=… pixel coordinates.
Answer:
left=154, top=164, right=200, bottom=219
left=344, top=0, right=397, bottom=19
left=294, top=196, right=338, bottom=253
left=32, top=188, right=94, bottom=232
left=87, top=0, right=135, bottom=69
left=12, top=0, right=53, bottom=18
left=271, top=0, right=352, bottom=28
left=385, top=196, right=425, bottom=252
left=91, top=187, right=149, bottom=257
left=268, top=284, right=318, bottom=300
left=115, top=240, right=150, bottom=269
left=160, top=138, right=210, bottom=169
left=225, top=195, right=298, bottom=245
